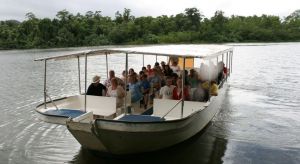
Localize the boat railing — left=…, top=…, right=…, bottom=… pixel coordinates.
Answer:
left=161, top=99, right=183, bottom=119
left=45, top=90, right=59, bottom=110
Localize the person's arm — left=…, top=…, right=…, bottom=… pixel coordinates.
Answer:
left=117, top=86, right=125, bottom=98
left=159, top=87, right=163, bottom=99
left=102, top=85, right=107, bottom=96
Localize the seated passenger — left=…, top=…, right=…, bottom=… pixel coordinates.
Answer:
left=172, top=79, right=190, bottom=100
left=139, top=74, right=150, bottom=109
left=142, top=66, right=147, bottom=75
left=104, top=70, right=125, bottom=88
left=180, top=69, right=190, bottom=87
left=160, top=61, right=166, bottom=71
left=154, top=62, right=160, bottom=68
left=128, top=75, right=142, bottom=103
left=121, top=70, right=127, bottom=82
left=202, top=81, right=218, bottom=96
left=146, top=64, right=153, bottom=76
left=168, top=57, right=181, bottom=74
left=149, top=68, right=162, bottom=91
left=129, top=68, right=136, bottom=76
left=159, top=76, right=175, bottom=99
left=188, top=69, right=199, bottom=88
left=192, top=82, right=208, bottom=102
left=171, top=72, right=179, bottom=86
left=107, top=78, right=125, bottom=108
left=87, top=75, right=107, bottom=96
left=163, top=65, right=173, bottom=76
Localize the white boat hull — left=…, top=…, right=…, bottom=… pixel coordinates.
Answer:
left=66, top=83, right=228, bottom=155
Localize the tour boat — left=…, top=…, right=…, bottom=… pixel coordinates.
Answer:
left=35, top=45, right=233, bottom=155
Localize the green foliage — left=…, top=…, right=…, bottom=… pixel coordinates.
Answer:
left=0, top=8, right=300, bottom=49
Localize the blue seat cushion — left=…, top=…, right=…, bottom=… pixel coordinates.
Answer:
left=118, top=115, right=165, bottom=122
left=44, top=109, right=85, bottom=118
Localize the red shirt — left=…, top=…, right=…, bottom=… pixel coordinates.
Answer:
left=172, top=87, right=189, bottom=100
left=146, top=69, right=154, bottom=76
left=223, top=67, right=228, bottom=75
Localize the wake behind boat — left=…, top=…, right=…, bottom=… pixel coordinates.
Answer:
left=34, top=44, right=233, bottom=155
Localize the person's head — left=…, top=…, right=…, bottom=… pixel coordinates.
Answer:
left=92, top=75, right=100, bottom=84
left=190, top=69, right=197, bottom=77
left=122, top=70, right=126, bottom=77
left=164, top=65, right=170, bottom=70
left=173, top=61, right=178, bottom=66
left=111, top=78, right=118, bottom=87
left=166, top=76, right=173, bottom=86
left=129, top=68, right=134, bottom=75
left=139, top=71, right=144, bottom=76
left=147, top=64, right=151, bottom=69
left=154, top=62, right=159, bottom=67
left=109, top=70, right=115, bottom=79
left=171, top=73, right=178, bottom=81
left=142, top=66, right=146, bottom=71
left=161, top=61, right=166, bottom=67
left=190, top=69, right=195, bottom=75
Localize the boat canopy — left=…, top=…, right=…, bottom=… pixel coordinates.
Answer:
left=34, top=44, right=233, bottom=61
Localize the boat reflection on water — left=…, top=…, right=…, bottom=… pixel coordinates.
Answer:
left=70, top=125, right=229, bottom=164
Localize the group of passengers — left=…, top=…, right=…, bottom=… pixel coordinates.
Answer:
left=87, top=57, right=228, bottom=109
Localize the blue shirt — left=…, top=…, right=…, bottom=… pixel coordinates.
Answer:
left=139, top=80, right=150, bottom=90
left=129, top=83, right=142, bottom=103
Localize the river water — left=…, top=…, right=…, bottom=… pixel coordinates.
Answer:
left=0, top=43, right=300, bottom=164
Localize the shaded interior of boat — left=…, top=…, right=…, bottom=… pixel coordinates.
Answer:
left=36, top=79, right=228, bottom=123
left=35, top=45, right=233, bottom=124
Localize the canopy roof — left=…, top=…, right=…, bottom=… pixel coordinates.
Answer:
left=35, top=44, right=233, bottom=61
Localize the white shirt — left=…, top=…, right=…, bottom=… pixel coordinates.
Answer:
left=170, top=65, right=181, bottom=73
left=159, top=85, right=175, bottom=99
left=107, top=86, right=125, bottom=108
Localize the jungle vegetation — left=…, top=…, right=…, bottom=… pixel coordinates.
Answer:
left=0, top=8, right=300, bottom=49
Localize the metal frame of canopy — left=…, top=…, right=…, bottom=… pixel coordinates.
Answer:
left=35, top=45, right=234, bottom=118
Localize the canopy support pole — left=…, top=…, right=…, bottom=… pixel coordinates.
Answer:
left=228, top=52, right=231, bottom=77
left=84, top=53, right=87, bottom=112
left=222, top=54, right=224, bottom=62
left=181, top=57, right=186, bottom=118
left=230, top=51, right=233, bottom=73
left=124, top=53, right=128, bottom=114
left=226, top=52, right=229, bottom=81
left=143, top=54, right=145, bottom=67
left=77, top=56, right=81, bottom=94
left=44, top=60, right=47, bottom=109
left=208, top=59, right=211, bottom=101
left=105, top=52, right=108, bottom=79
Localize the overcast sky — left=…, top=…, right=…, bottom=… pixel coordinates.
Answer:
left=0, top=0, right=299, bottom=21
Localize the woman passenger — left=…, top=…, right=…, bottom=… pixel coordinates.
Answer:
left=107, top=78, right=125, bottom=108
left=172, top=78, right=189, bottom=100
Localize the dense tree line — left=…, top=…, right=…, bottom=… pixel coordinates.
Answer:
left=0, top=8, right=300, bottom=49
